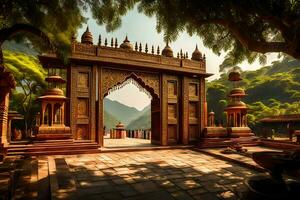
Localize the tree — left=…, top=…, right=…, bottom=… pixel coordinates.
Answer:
left=2, top=1, right=300, bottom=69
left=3, top=50, right=47, bottom=136
left=87, top=0, right=300, bottom=70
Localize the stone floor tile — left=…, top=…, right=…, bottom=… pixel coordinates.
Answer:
left=132, top=181, right=160, bottom=193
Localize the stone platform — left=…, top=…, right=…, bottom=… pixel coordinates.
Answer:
left=9, top=149, right=258, bottom=200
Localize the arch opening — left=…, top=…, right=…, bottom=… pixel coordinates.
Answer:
left=103, top=77, right=158, bottom=148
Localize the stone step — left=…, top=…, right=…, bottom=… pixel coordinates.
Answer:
left=7, top=149, right=101, bottom=156
left=7, top=145, right=100, bottom=153
left=7, top=140, right=100, bottom=156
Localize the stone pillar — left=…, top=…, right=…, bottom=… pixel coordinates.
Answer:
left=208, top=112, right=215, bottom=127
left=0, top=92, right=9, bottom=147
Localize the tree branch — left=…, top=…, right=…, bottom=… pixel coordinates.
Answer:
left=194, top=18, right=293, bottom=57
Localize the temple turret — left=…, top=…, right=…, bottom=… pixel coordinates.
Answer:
left=191, top=45, right=202, bottom=61
left=81, top=26, right=93, bottom=45
left=37, top=67, right=71, bottom=139
left=162, top=42, right=173, bottom=57
left=225, top=67, right=254, bottom=137
left=120, top=36, right=133, bottom=50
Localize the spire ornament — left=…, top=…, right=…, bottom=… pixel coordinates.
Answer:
left=81, top=26, right=93, bottom=44
left=120, top=35, right=133, bottom=50
left=98, top=35, right=101, bottom=46
left=191, top=45, right=203, bottom=61
left=162, top=41, right=173, bottom=57
left=115, top=38, right=118, bottom=48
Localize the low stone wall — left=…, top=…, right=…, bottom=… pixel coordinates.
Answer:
left=127, top=130, right=151, bottom=140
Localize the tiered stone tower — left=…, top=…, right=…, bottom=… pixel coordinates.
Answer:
left=225, top=68, right=254, bottom=137
left=36, top=67, right=71, bottom=139
left=200, top=67, right=256, bottom=148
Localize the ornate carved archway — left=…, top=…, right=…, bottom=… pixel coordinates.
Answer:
left=101, top=68, right=160, bottom=99
left=100, top=68, right=161, bottom=146
left=38, top=33, right=210, bottom=148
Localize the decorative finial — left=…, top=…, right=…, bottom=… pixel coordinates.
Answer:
left=157, top=46, right=160, bottom=55
left=81, top=25, right=93, bottom=44
left=125, top=35, right=129, bottom=42
left=135, top=42, right=138, bottom=51
left=139, top=43, right=142, bottom=52
left=111, top=38, right=114, bottom=47
left=145, top=43, right=148, bottom=53
left=186, top=52, right=188, bottom=59
left=203, top=54, right=206, bottom=60
left=162, top=42, right=173, bottom=57
left=180, top=49, right=183, bottom=59
left=177, top=52, right=180, bottom=58
left=115, top=38, right=118, bottom=48
left=191, top=44, right=202, bottom=61
left=104, top=38, right=108, bottom=46
left=120, top=35, right=133, bottom=50
left=98, top=35, right=101, bottom=46
left=151, top=45, right=154, bottom=54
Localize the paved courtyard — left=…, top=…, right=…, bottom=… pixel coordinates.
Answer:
left=14, top=149, right=256, bottom=200
left=103, top=138, right=153, bottom=148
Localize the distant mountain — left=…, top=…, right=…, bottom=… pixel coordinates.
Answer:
left=103, top=99, right=151, bottom=130
left=104, top=110, right=119, bottom=131
left=104, top=98, right=141, bottom=125
left=2, top=40, right=38, bottom=56
left=127, top=105, right=151, bottom=130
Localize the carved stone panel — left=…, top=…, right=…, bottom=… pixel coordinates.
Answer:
left=168, top=125, right=177, bottom=140
left=189, top=125, right=198, bottom=140
left=101, top=68, right=160, bottom=98
left=168, top=81, right=177, bottom=97
left=78, top=72, right=89, bottom=89
left=189, top=102, right=198, bottom=119
left=189, top=83, right=198, bottom=97
left=76, top=124, right=89, bottom=140
left=168, top=104, right=177, bottom=119
left=77, top=98, right=89, bottom=118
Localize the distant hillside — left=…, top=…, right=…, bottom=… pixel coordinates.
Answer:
left=104, top=99, right=151, bottom=130
left=104, top=110, right=119, bottom=131
left=2, top=40, right=38, bottom=55
left=207, top=58, right=300, bottom=130
left=127, top=105, right=151, bottom=130
left=104, top=98, right=142, bottom=125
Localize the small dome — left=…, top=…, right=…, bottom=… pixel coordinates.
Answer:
left=209, top=111, right=215, bottom=115
left=229, top=88, right=246, bottom=96
left=227, top=101, right=247, bottom=108
left=228, top=67, right=242, bottom=81
left=191, top=45, right=202, bottom=61
left=81, top=26, right=93, bottom=45
left=120, top=36, right=133, bottom=50
left=45, top=75, right=66, bottom=83
left=44, top=88, right=64, bottom=96
left=115, top=122, right=125, bottom=129
left=162, top=42, right=173, bottom=57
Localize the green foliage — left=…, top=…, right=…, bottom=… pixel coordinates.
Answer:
left=2, top=0, right=300, bottom=65
left=207, top=58, right=300, bottom=130
left=3, top=50, right=47, bottom=133
left=81, top=0, right=300, bottom=69
left=127, top=105, right=151, bottom=130
left=104, top=98, right=141, bottom=125
left=104, top=110, right=119, bottom=131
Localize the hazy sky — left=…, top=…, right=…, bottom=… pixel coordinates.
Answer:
left=78, top=7, right=279, bottom=110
